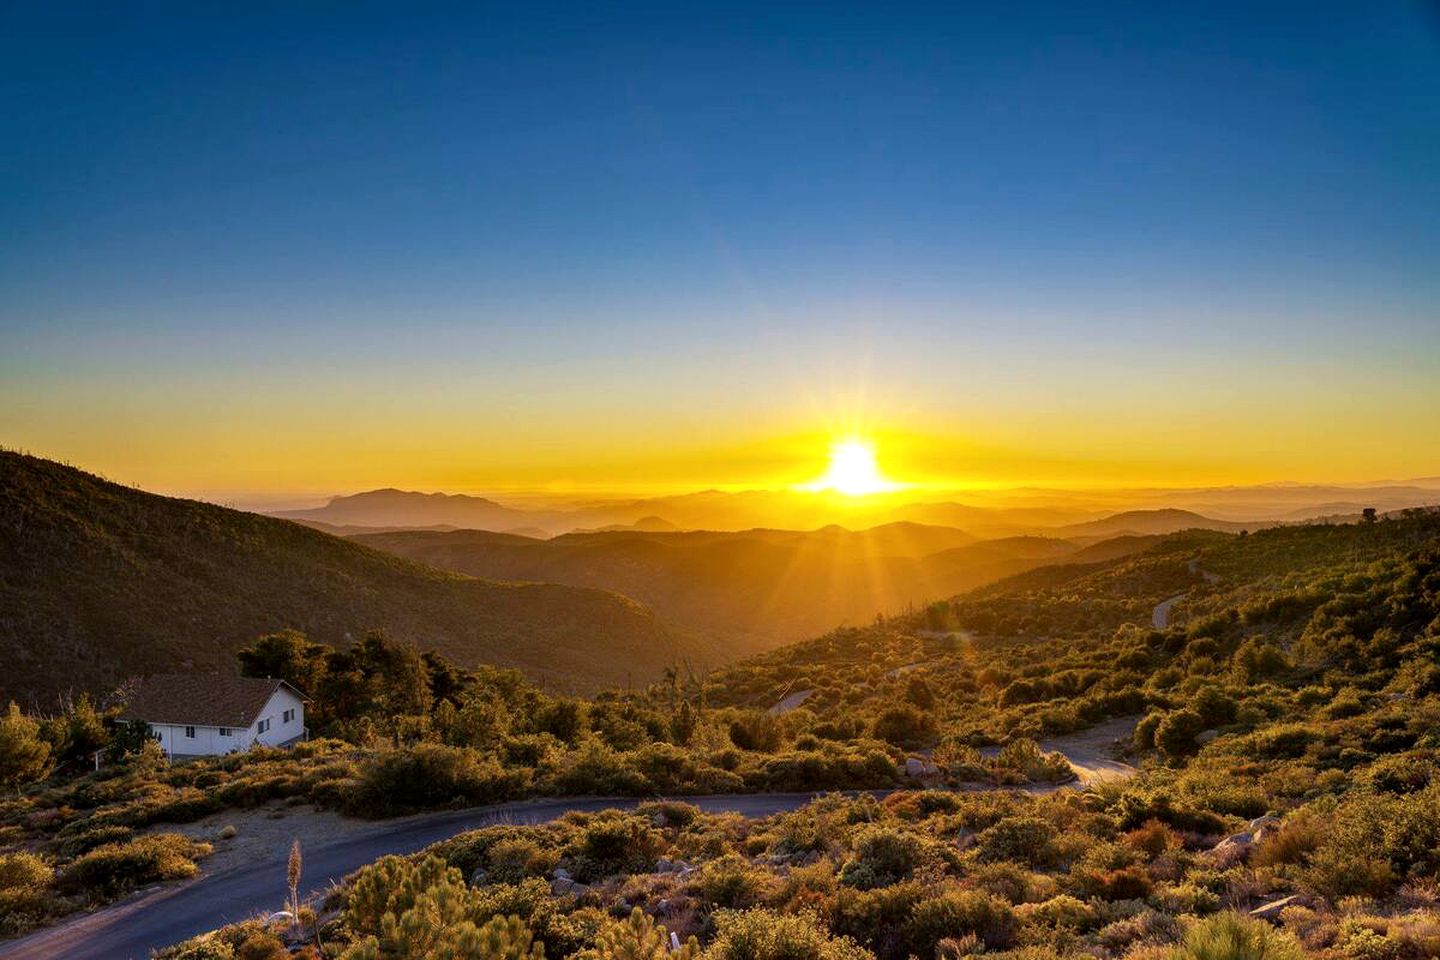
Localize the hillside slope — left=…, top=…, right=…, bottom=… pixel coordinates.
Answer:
left=350, top=524, right=1155, bottom=648
left=0, top=452, right=684, bottom=702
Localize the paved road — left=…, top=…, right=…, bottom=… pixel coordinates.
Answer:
left=769, top=688, right=815, bottom=714
left=1152, top=593, right=1186, bottom=628
left=1, top=713, right=1144, bottom=960
left=0, top=794, right=831, bottom=960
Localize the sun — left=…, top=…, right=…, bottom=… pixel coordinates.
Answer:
left=811, top=438, right=899, bottom=496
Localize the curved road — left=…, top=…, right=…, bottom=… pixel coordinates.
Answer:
left=0, top=720, right=1141, bottom=960
left=1152, top=593, right=1186, bottom=629
left=0, top=794, right=831, bottom=960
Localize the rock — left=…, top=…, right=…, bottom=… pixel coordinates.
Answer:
left=469, top=867, right=489, bottom=886
left=1249, top=815, right=1282, bottom=844
left=905, top=758, right=940, bottom=777
left=656, top=858, right=695, bottom=874
left=1209, top=832, right=1254, bottom=863
left=551, top=876, right=591, bottom=897
left=1251, top=895, right=1306, bottom=922
left=263, top=911, right=295, bottom=925
left=552, top=867, right=572, bottom=880
left=1196, top=729, right=1220, bottom=745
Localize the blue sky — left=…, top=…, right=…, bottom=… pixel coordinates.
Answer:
left=2, top=2, right=1438, bottom=496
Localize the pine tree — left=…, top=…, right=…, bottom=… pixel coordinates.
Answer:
left=0, top=702, right=53, bottom=793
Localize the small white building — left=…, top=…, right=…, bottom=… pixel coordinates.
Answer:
left=118, top=674, right=309, bottom=758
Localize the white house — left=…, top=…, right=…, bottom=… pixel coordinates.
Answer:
left=118, top=674, right=309, bottom=758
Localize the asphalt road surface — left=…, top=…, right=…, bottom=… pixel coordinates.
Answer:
left=0, top=794, right=846, bottom=960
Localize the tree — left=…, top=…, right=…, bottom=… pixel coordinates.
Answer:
left=238, top=629, right=329, bottom=695
left=1362, top=507, right=1378, bottom=524
left=590, top=907, right=698, bottom=960
left=0, top=702, right=53, bottom=792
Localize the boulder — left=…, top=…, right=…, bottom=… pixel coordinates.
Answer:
left=1196, top=729, right=1220, bottom=745
left=551, top=876, right=591, bottom=897
left=905, top=758, right=940, bottom=777
left=469, top=867, right=489, bottom=886
left=1209, top=832, right=1254, bottom=864
left=1247, top=815, right=1282, bottom=844
left=656, top=858, right=695, bottom=875
left=1251, top=895, right=1307, bottom=922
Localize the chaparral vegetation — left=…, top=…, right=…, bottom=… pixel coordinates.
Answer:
left=4, top=509, right=1440, bottom=958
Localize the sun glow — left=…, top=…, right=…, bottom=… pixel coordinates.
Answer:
left=808, top=438, right=900, bottom=496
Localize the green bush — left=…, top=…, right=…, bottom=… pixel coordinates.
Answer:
left=345, top=744, right=526, bottom=816
left=694, top=853, right=772, bottom=907
left=1156, top=709, right=1206, bottom=759
left=706, top=908, right=874, bottom=960
left=840, top=826, right=928, bottom=889
left=567, top=815, right=666, bottom=883
left=973, top=816, right=1056, bottom=867
left=871, top=707, right=937, bottom=748
left=1166, top=912, right=1302, bottom=960
left=905, top=890, right=1016, bottom=954
left=57, top=834, right=209, bottom=897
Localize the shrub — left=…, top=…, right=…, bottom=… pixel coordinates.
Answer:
left=1135, top=713, right=1164, bottom=751
left=1166, top=912, right=1303, bottom=960
left=568, top=815, right=667, bottom=883
left=344, top=854, right=476, bottom=940
left=729, top=712, right=783, bottom=752
left=345, top=745, right=524, bottom=816
left=871, top=707, right=937, bottom=748
left=992, top=739, right=1072, bottom=783
left=0, top=851, right=54, bottom=925
left=1016, top=895, right=1097, bottom=931
left=694, top=853, right=772, bottom=907
left=904, top=890, right=1017, bottom=954
left=1156, top=710, right=1206, bottom=759
left=973, top=816, right=1056, bottom=867
left=840, top=826, right=928, bottom=889
left=706, top=908, right=874, bottom=960
left=1077, top=864, right=1153, bottom=901
left=586, top=907, right=698, bottom=960
left=235, top=934, right=288, bottom=960
left=57, top=834, right=209, bottom=897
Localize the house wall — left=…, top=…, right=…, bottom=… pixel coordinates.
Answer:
left=247, top=687, right=307, bottom=748
left=150, top=722, right=247, bottom=756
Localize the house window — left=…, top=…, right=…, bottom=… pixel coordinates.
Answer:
left=258, top=718, right=270, bottom=734
left=283, top=708, right=295, bottom=724
left=184, top=726, right=195, bottom=739
left=219, top=728, right=232, bottom=737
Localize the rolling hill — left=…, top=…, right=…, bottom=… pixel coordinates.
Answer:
left=0, top=452, right=689, bottom=703
left=350, top=523, right=1158, bottom=649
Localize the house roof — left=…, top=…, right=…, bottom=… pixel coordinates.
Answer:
left=117, top=674, right=308, bottom=728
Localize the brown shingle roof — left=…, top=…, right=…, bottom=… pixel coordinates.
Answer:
left=117, top=674, right=307, bottom=728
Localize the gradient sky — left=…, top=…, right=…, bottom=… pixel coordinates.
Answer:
left=3, top=2, right=1439, bottom=501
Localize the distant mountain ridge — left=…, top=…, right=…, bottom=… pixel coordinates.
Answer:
left=269, top=482, right=1438, bottom=538
left=0, top=452, right=688, bottom=703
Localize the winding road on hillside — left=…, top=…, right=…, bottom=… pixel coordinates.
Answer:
left=1, top=716, right=1139, bottom=960
left=1152, top=560, right=1220, bottom=628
